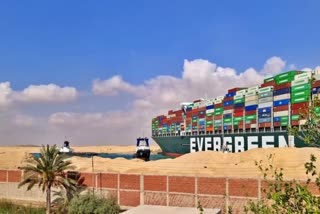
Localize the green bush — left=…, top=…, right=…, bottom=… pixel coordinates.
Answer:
left=0, top=199, right=45, bottom=214
left=68, top=192, right=120, bottom=214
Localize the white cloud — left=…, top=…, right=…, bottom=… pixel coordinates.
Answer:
left=261, top=56, right=286, bottom=76
left=92, top=75, right=143, bottom=96
left=2, top=56, right=319, bottom=146
left=0, top=82, right=13, bottom=108
left=18, top=84, right=78, bottom=103
left=13, top=114, right=34, bottom=127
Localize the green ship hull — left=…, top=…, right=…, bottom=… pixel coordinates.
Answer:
left=153, top=131, right=307, bottom=157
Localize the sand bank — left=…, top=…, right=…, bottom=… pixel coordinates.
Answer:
left=0, top=146, right=320, bottom=180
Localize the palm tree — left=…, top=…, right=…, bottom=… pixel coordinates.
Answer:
left=18, top=144, right=75, bottom=214
left=52, top=172, right=87, bottom=213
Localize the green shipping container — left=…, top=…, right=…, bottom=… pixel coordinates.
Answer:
left=214, top=111, right=223, bottom=116
left=291, top=96, right=309, bottom=104
left=234, top=117, right=243, bottom=122
left=192, top=119, right=197, bottom=122
left=215, top=107, right=224, bottom=112
left=206, top=112, right=214, bottom=117
left=291, top=90, right=310, bottom=98
left=291, top=115, right=299, bottom=121
left=233, top=121, right=239, bottom=125
left=291, top=83, right=311, bottom=92
left=264, top=77, right=275, bottom=83
left=234, top=98, right=245, bottom=104
left=315, top=107, right=320, bottom=113
left=280, top=116, right=289, bottom=122
left=275, top=70, right=298, bottom=80
left=223, top=118, right=232, bottom=123
left=245, top=120, right=252, bottom=124
left=275, top=76, right=294, bottom=85
left=281, top=121, right=288, bottom=126
left=245, top=115, right=256, bottom=120
left=206, top=120, right=213, bottom=125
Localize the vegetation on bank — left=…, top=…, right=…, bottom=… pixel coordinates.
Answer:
left=0, top=199, right=45, bottom=214
left=17, top=144, right=121, bottom=214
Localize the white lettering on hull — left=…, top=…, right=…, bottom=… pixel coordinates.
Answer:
left=189, top=135, right=294, bottom=153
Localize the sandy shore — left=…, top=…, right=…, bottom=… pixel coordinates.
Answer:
left=1, top=146, right=320, bottom=180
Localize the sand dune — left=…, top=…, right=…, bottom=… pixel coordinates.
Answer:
left=0, top=146, right=320, bottom=180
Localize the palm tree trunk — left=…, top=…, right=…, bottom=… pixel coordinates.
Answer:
left=46, top=187, right=51, bottom=214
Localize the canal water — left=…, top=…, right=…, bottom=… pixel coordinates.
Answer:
left=32, top=153, right=171, bottom=161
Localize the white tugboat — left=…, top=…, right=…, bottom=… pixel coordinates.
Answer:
left=59, top=140, right=73, bottom=153
left=134, top=137, right=151, bottom=161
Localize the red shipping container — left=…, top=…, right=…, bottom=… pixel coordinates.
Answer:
left=239, top=121, right=244, bottom=125
left=245, top=124, right=251, bottom=129
left=291, top=102, right=308, bottom=110
left=260, top=81, right=276, bottom=88
left=312, top=80, right=320, bottom=88
left=206, top=116, right=213, bottom=120
left=224, top=105, right=234, bottom=110
left=214, top=115, right=223, bottom=120
left=291, top=109, right=308, bottom=115
left=245, top=110, right=256, bottom=115
left=215, top=103, right=223, bottom=108
left=273, top=105, right=289, bottom=111
left=259, top=123, right=265, bottom=128
left=223, top=96, right=234, bottom=101
left=228, top=87, right=244, bottom=93
left=234, top=107, right=244, bottom=113
left=291, top=121, right=299, bottom=126
left=265, top=122, right=271, bottom=127
left=274, top=83, right=291, bottom=90
left=198, top=107, right=206, bottom=112
left=168, top=110, right=174, bottom=115
left=274, top=122, right=281, bottom=127
left=251, top=119, right=257, bottom=123
left=233, top=112, right=244, bottom=117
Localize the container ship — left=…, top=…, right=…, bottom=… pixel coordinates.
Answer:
left=152, top=70, right=320, bottom=157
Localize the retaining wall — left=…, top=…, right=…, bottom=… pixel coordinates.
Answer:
left=0, top=170, right=320, bottom=213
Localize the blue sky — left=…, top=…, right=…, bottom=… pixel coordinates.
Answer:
left=0, top=1, right=319, bottom=145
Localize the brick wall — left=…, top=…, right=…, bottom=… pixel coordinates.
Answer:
left=1, top=169, right=320, bottom=213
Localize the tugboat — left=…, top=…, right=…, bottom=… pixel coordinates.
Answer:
left=59, top=140, right=73, bottom=153
left=134, top=137, right=151, bottom=161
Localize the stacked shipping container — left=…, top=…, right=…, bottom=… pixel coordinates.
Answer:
left=152, top=70, right=320, bottom=136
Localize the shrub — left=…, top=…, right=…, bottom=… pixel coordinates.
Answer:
left=0, top=199, right=45, bottom=214
left=68, top=192, right=120, bottom=214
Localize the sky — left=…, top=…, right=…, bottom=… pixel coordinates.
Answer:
left=0, top=0, right=319, bottom=146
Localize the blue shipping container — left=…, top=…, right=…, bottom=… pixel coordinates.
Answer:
left=206, top=105, right=214, bottom=110
left=245, top=105, right=258, bottom=111
left=273, top=88, right=290, bottom=96
left=223, top=113, right=232, bottom=118
left=312, top=87, right=320, bottom=94
left=258, top=113, right=271, bottom=118
left=273, top=99, right=290, bottom=107
left=273, top=117, right=281, bottom=122
left=258, top=107, right=272, bottom=114
left=223, top=100, right=234, bottom=106
left=258, top=118, right=271, bottom=123
left=199, top=121, right=205, bottom=125
left=234, top=103, right=245, bottom=108
left=225, top=92, right=236, bottom=98
left=186, top=107, right=192, bottom=112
